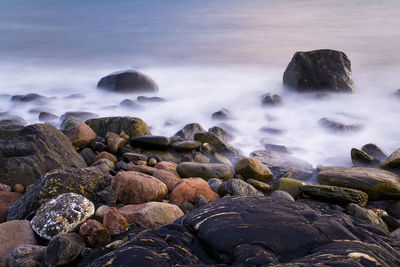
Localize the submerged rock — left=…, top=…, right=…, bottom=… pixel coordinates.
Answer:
left=211, top=108, right=231, bottom=120
left=319, top=118, right=361, bottom=132
left=97, top=70, right=158, bottom=93
left=261, top=93, right=281, bottom=106
left=283, top=49, right=354, bottom=92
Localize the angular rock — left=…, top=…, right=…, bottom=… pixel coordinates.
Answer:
left=170, top=178, right=220, bottom=204
left=119, top=202, right=184, bottom=229
left=208, top=126, right=234, bottom=143
left=319, top=118, right=361, bottom=132
left=251, top=150, right=314, bottom=180
left=97, top=70, right=158, bottom=93
left=85, top=116, right=151, bottom=138
left=283, top=49, right=354, bottom=92
left=131, top=136, right=170, bottom=150
left=79, top=219, right=111, bottom=248
left=177, top=162, right=234, bottom=180
left=174, top=123, right=205, bottom=140
left=351, top=148, right=379, bottom=167
left=235, top=157, right=273, bottom=182
left=380, top=148, right=400, bottom=171
left=0, top=124, right=87, bottom=186
left=111, top=171, right=168, bottom=204
left=44, top=233, right=85, bottom=267
left=218, top=179, right=263, bottom=197
left=346, top=203, right=388, bottom=231
left=207, top=178, right=223, bottom=193
left=318, top=166, right=400, bottom=200
left=8, top=245, right=46, bottom=267
left=8, top=167, right=111, bottom=220
left=31, top=193, right=95, bottom=240
left=0, top=220, right=37, bottom=267
left=211, top=108, right=231, bottom=120
left=0, top=191, right=22, bottom=223
left=300, top=184, right=369, bottom=207
left=170, top=140, right=201, bottom=152
left=103, top=207, right=129, bottom=235
left=361, top=143, right=387, bottom=161
left=152, top=169, right=181, bottom=192
left=261, top=93, right=281, bottom=106
left=273, top=177, right=307, bottom=198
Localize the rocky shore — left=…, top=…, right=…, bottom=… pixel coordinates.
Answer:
left=0, top=49, right=400, bottom=266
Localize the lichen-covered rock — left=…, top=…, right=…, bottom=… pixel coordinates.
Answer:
left=8, top=167, right=111, bottom=220
left=97, top=70, right=158, bottom=93
left=283, top=49, right=354, bottom=92
left=67, top=123, right=97, bottom=150
left=44, top=233, right=85, bottom=267
left=85, top=116, right=151, bottom=138
left=31, top=193, right=95, bottom=240
left=0, top=220, right=37, bottom=267
left=218, top=179, right=263, bottom=197
left=79, top=219, right=111, bottom=248
left=208, top=126, right=234, bottom=143
left=246, top=179, right=271, bottom=194
left=119, top=202, right=184, bottom=229
left=111, top=171, right=168, bottom=204
left=351, top=148, right=379, bottom=167
left=0, top=124, right=87, bottom=186
left=0, top=192, right=22, bottom=223
left=177, top=162, right=234, bottom=180
left=380, top=148, right=400, bottom=171
left=170, top=178, right=220, bottom=204
left=273, top=177, right=307, bottom=198
left=318, top=166, right=400, bottom=200
left=174, top=123, right=205, bottom=140
left=346, top=203, right=388, bottom=231
left=8, top=245, right=46, bottom=267
left=234, top=157, right=273, bottom=182
left=300, top=184, right=368, bottom=207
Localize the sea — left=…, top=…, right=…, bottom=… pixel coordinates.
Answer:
left=1, top=0, right=399, bottom=166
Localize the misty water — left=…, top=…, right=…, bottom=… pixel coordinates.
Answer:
left=1, top=0, right=399, bottom=166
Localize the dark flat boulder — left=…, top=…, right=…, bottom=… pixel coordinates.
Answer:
left=0, top=124, right=87, bottom=186
left=85, top=116, right=151, bottom=138
left=97, top=70, right=158, bottom=93
left=131, top=136, right=170, bottom=150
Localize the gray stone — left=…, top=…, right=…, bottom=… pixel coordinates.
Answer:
left=174, top=123, right=205, bottom=140
left=97, top=70, right=158, bottom=93
left=177, top=162, right=234, bottom=180
left=8, top=245, right=46, bottom=267
left=45, top=233, right=85, bottom=267
left=218, top=179, right=263, bottom=196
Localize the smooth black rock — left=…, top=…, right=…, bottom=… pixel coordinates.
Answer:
left=97, top=70, right=158, bottom=93
left=211, top=108, right=231, bottom=120
left=80, top=148, right=97, bottom=165
left=283, top=49, right=354, bottom=92
left=131, top=136, right=170, bottom=150
left=11, top=93, right=49, bottom=103
left=119, top=99, right=142, bottom=109
left=361, top=143, right=387, bottom=161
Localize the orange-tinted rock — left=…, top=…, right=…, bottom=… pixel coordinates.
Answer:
left=0, top=192, right=23, bottom=223
left=169, top=178, right=220, bottom=205
left=79, top=219, right=111, bottom=248
left=103, top=208, right=129, bottom=236
left=12, top=184, right=25, bottom=194
left=67, top=122, right=97, bottom=150
left=91, top=159, right=115, bottom=172
left=153, top=169, right=181, bottom=192
left=235, top=157, right=273, bottom=182
left=94, top=151, right=118, bottom=164
left=154, top=161, right=178, bottom=176
left=111, top=171, right=168, bottom=204
left=119, top=202, right=184, bottom=229
left=107, top=137, right=126, bottom=154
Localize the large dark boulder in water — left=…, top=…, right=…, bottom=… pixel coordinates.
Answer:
left=283, top=49, right=354, bottom=92
left=97, top=70, right=158, bottom=93
left=0, top=124, right=87, bottom=186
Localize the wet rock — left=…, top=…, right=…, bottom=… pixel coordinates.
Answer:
left=192, top=152, right=210, bottom=163
left=170, top=140, right=201, bottom=152
left=170, top=178, right=220, bottom=204
left=103, top=207, right=129, bottom=235
left=318, top=166, right=400, bottom=200
left=351, top=148, right=379, bottom=167
left=80, top=148, right=96, bottom=165
left=122, top=152, right=148, bottom=164
left=0, top=112, right=26, bottom=125
left=154, top=161, right=178, bottom=176
left=380, top=148, right=400, bottom=171
left=38, top=112, right=58, bottom=122
left=86, top=116, right=151, bottom=138
left=361, top=143, right=387, bottom=161
left=234, top=157, right=273, bottom=182
left=179, top=202, right=195, bottom=214
left=300, top=184, right=368, bottom=207
left=8, top=167, right=111, bottom=220
left=12, top=93, right=49, bottom=103
left=107, top=137, right=126, bottom=154
left=152, top=169, right=181, bottom=192
left=31, top=193, right=95, bottom=240
left=233, top=244, right=278, bottom=265
left=269, top=190, right=295, bottom=201
left=95, top=205, right=110, bottom=223
left=212, top=152, right=233, bottom=167
left=67, top=122, right=97, bottom=150
left=119, top=99, right=142, bottom=109
left=94, top=186, right=117, bottom=206
left=346, top=203, right=388, bottom=231
left=12, top=184, right=25, bottom=194
left=137, top=96, right=165, bottom=103
left=208, top=126, right=234, bottom=143
left=194, top=132, right=243, bottom=162
left=97, top=70, right=158, bottom=93
left=0, top=220, right=37, bottom=267
left=194, top=195, right=209, bottom=207
left=207, top=178, right=223, bottom=193
left=44, top=233, right=85, bottom=267
left=131, top=135, right=170, bottom=150
left=246, top=179, right=271, bottom=194
left=264, top=143, right=292, bottom=154
left=283, top=49, right=354, bottom=92
left=259, top=127, right=284, bottom=134
left=0, top=192, right=22, bottom=223
left=319, top=118, right=362, bottom=132
left=177, top=162, right=234, bottom=180
left=0, top=124, right=87, bottom=186
left=388, top=200, right=400, bottom=219
left=211, top=108, right=231, bottom=120
left=174, top=123, right=205, bottom=140
left=94, top=151, right=118, bottom=164
left=79, top=219, right=111, bottom=248
left=0, top=119, right=24, bottom=139
left=111, top=171, right=168, bottom=204
left=251, top=150, right=314, bottom=180
left=272, top=177, right=306, bottom=198
left=60, top=112, right=99, bottom=123
left=8, top=245, right=46, bottom=267
left=60, top=116, right=84, bottom=131
left=261, top=93, right=281, bottom=106
left=119, top=202, right=184, bottom=229
left=91, top=159, right=115, bottom=173
left=218, top=179, right=263, bottom=197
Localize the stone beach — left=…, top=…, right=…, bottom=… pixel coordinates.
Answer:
left=0, top=49, right=399, bottom=266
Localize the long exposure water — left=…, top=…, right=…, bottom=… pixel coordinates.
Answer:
left=1, top=0, right=399, bottom=166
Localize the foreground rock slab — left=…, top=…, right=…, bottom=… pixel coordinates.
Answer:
left=318, top=166, right=400, bottom=200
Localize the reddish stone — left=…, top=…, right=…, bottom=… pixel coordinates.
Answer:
left=79, top=219, right=111, bottom=248
left=103, top=208, right=129, bottom=236
left=94, top=151, right=118, bottom=164
left=153, top=169, right=181, bottom=192
left=67, top=123, right=97, bottom=150
left=169, top=178, right=220, bottom=205
left=0, top=192, right=23, bottom=223
left=154, top=161, right=179, bottom=176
